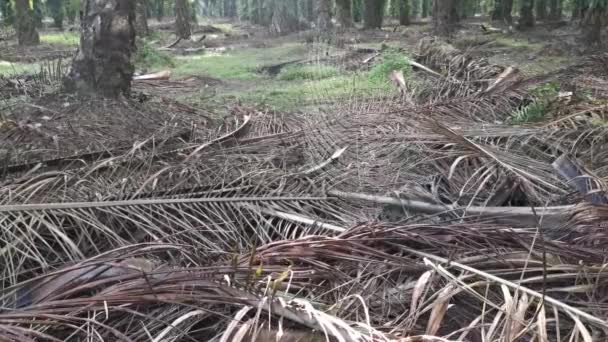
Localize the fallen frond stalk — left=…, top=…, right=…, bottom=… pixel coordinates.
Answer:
left=328, top=190, right=572, bottom=228
left=0, top=196, right=330, bottom=212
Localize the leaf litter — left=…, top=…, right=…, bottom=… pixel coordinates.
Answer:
left=0, top=39, right=608, bottom=341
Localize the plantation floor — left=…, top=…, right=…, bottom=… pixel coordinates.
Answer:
left=1, top=17, right=582, bottom=114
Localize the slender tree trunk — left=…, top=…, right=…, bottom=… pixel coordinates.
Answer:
left=176, top=0, right=191, bottom=39
left=63, top=0, right=136, bottom=97
left=155, top=0, right=164, bottom=20
left=494, top=0, right=513, bottom=23
left=582, top=6, right=605, bottom=45
left=1, top=0, right=14, bottom=25
left=270, top=2, right=299, bottom=35
left=223, top=0, right=236, bottom=17
left=548, top=0, right=562, bottom=19
left=399, top=0, right=410, bottom=25
left=363, top=0, right=386, bottom=29
left=536, top=0, right=547, bottom=20
left=250, top=0, right=259, bottom=23
left=421, top=0, right=429, bottom=18
left=352, top=0, right=362, bottom=22
left=336, top=0, right=353, bottom=28
left=519, top=0, right=535, bottom=28
left=135, top=0, right=149, bottom=36
left=503, top=0, right=513, bottom=23
left=316, top=0, right=332, bottom=31
left=492, top=0, right=503, bottom=20
left=47, top=0, right=65, bottom=29
left=32, top=0, right=43, bottom=27
left=14, top=0, right=39, bottom=46
left=433, top=0, right=457, bottom=36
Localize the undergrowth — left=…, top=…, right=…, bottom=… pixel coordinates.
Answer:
left=0, top=61, right=39, bottom=76
left=173, top=44, right=308, bottom=80
left=134, top=39, right=175, bottom=72
left=510, top=81, right=560, bottom=123
left=368, top=50, right=411, bottom=83
left=40, top=31, right=79, bottom=46
left=277, top=64, right=340, bottom=81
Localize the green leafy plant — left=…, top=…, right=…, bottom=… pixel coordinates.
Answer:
left=368, top=51, right=411, bottom=83
left=134, top=39, right=175, bottom=71
left=510, top=81, right=560, bottom=123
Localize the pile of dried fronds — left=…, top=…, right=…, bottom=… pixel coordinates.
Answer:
left=1, top=40, right=608, bottom=341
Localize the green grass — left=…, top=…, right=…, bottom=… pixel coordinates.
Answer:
left=224, top=73, right=396, bottom=110
left=40, top=31, right=79, bottom=46
left=277, top=64, right=340, bottom=81
left=172, top=44, right=310, bottom=80
left=368, top=51, right=411, bottom=83
left=0, top=61, right=39, bottom=76
left=134, top=39, right=175, bottom=72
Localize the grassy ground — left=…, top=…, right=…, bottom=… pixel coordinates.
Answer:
left=40, top=31, right=79, bottom=46
left=0, top=61, right=40, bottom=75
left=0, top=23, right=572, bottom=113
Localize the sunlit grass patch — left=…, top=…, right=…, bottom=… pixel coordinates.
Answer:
left=40, top=31, right=79, bottom=46
left=173, top=44, right=309, bottom=80
left=277, top=64, right=340, bottom=81
left=0, top=60, right=39, bottom=76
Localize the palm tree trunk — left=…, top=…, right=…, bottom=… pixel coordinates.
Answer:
left=421, top=0, right=430, bottom=18
left=582, top=6, right=605, bottom=45
left=549, top=0, right=562, bottom=19
left=14, top=0, right=40, bottom=46
left=519, top=0, right=535, bottom=28
left=433, top=0, right=457, bottom=36
left=175, top=0, right=191, bottom=39
left=135, top=0, right=149, bottom=36
left=316, top=0, right=332, bottom=31
left=399, top=0, right=410, bottom=25
left=63, top=0, right=136, bottom=97
left=536, top=0, right=547, bottom=20
left=492, top=0, right=513, bottom=22
left=336, top=0, right=353, bottom=28
left=363, top=0, right=386, bottom=29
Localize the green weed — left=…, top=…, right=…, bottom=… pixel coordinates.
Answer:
left=40, top=31, right=79, bottom=46
left=510, top=81, right=560, bottom=123
left=277, top=64, right=340, bottom=81
left=173, top=44, right=309, bottom=80
left=134, top=39, right=175, bottom=71
left=226, top=73, right=395, bottom=110
left=368, top=51, right=411, bottom=83
left=0, top=61, right=39, bottom=76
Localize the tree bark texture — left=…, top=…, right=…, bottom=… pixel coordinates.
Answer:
left=421, top=0, right=430, bottom=18
left=363, top=0, right=386, bottom=29
left=316, top=0, right=333, bottom=31
left=224, top=0, right=237, bottom=17
left=549, top=0, right=562, bottom=19
left=492, top=0, right=513, bottom=23
left=63, top=0, right=136, bottom=97
left=14, top=0, right=40, bottom=46
left=270, top=2, right=300, bottom=35
left=175, top=0, right=191, bottom=39
left=305, top=0, right=315, bottom=22
left=433, top=0, right=458, bottom=36
left=582, top=6, right=606, bottom=44
left=399, top=0, right=410, bottom=25
left=135, top=0, right=149, bottom=36
left=519, top=0, right=535, bottom=28
left=536, top=0, right=547, bottom=20
left=336, top=0, right=353, bottom=28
